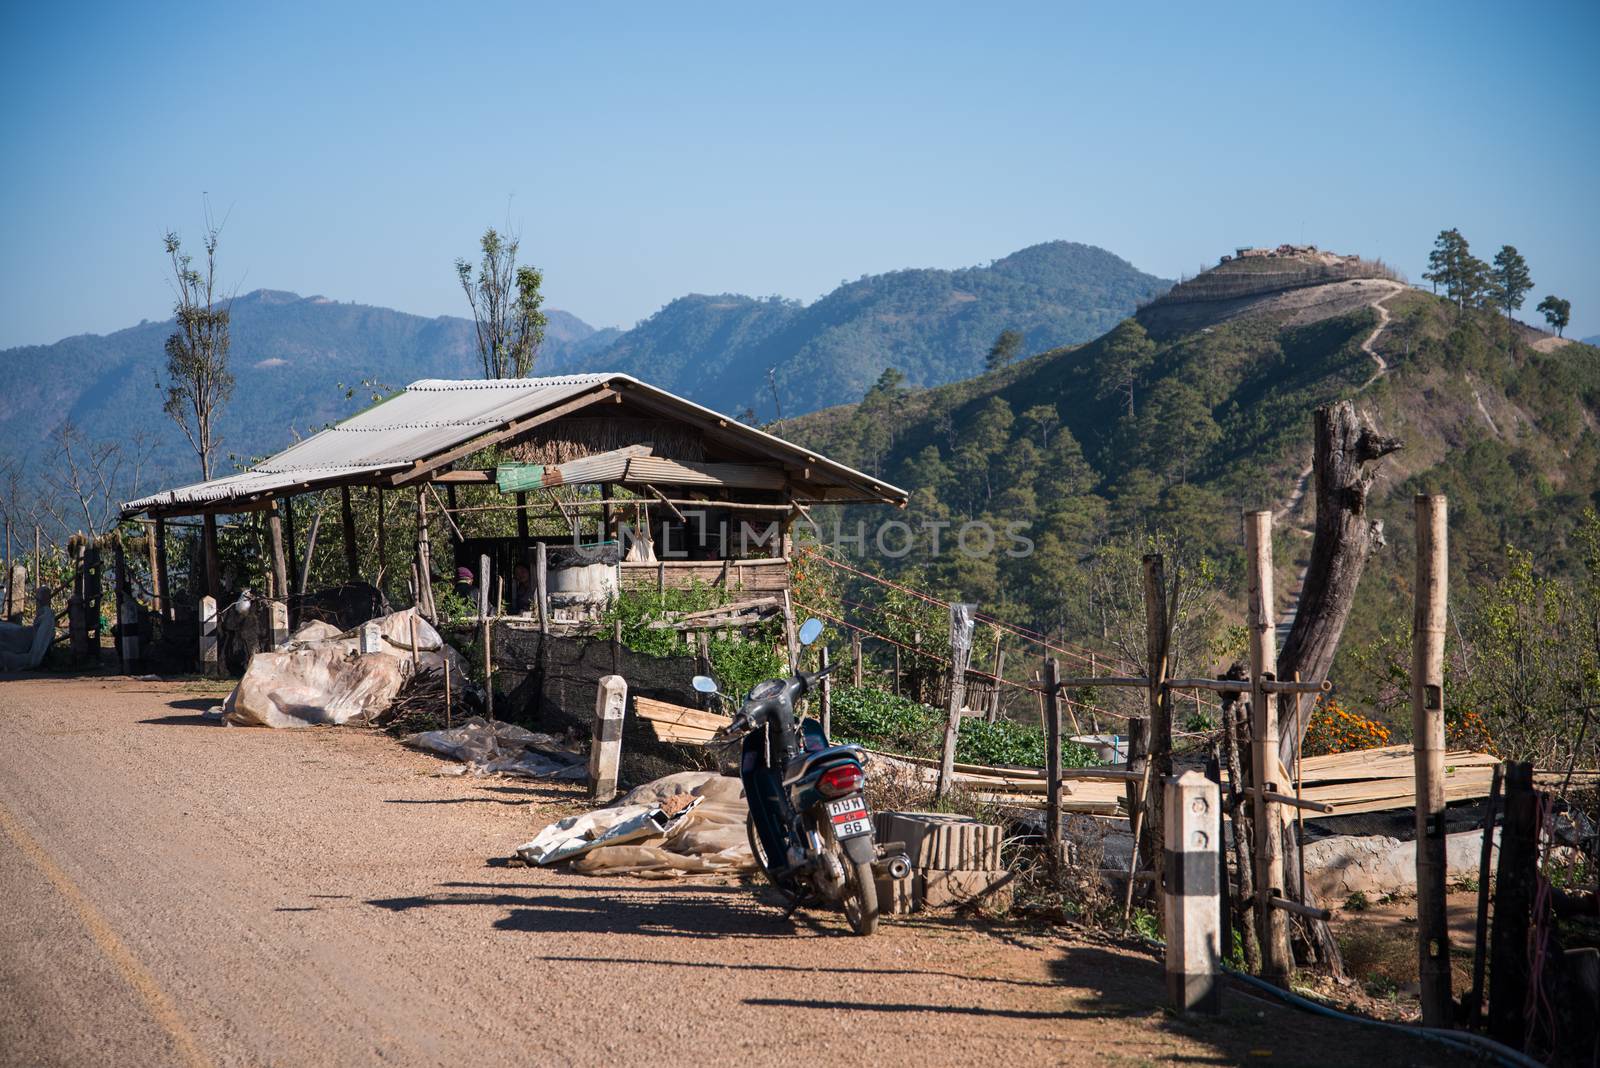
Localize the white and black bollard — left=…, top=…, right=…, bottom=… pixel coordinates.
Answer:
left=270, top=600, right=290, bottom=651
left=1164, top=770, right=1223, bottom=1014
left=199, top=595, right=219, bottom=676
left=589, top=674, right=627, bottom=802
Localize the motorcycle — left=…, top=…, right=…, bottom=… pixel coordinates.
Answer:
left=693, top=618, right=912, bottom=936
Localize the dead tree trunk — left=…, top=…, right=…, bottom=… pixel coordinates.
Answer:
left=1276, top=401, right=1402, bottom=768
left=1275, top=401, right=1401, bottom=976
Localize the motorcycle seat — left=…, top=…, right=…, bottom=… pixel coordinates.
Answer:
left=782, top=744, right=868, bottom=787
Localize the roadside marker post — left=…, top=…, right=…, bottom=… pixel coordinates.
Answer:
left=1165, top=770, right=1223, bottom=1015
left=590, top=674, right=627, bottom=802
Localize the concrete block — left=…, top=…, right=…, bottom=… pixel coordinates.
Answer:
left=874, top=811, right=1002, bottom=872
left=920, top=868, right=1013, bottom=910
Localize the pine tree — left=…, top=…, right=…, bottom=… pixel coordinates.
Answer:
left=1490, top=245, right=1533, bottom=318
left=985, top=328, right=1025, bottom=371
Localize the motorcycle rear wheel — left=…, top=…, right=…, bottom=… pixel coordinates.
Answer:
left=827, top=824, right=880, bottom=936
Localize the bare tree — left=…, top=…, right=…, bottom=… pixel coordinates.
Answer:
left=36, top=422, right=153, bottom=539
left=455, top=228, right=547, bottom=378
left=161, top=226, right=234, bottom=480
left=159, top=220, right=234, bottom=596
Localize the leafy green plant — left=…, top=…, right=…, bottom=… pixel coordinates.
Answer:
left=828, top=684, right=1094, bottom=767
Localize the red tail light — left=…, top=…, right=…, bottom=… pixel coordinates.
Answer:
left=817, top=763, right=864, bottom=797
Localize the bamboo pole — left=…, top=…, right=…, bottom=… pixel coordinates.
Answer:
left=480, top=553, right=495, bottom=720
left=1412, top=493, right=1451, bottom=1026
left=851, top=631, right=863, bottom=687
left=1245, top=509, right=1292, bottom=984
left=375, top=488, right=386, bottom=592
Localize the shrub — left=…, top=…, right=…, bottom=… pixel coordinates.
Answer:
left=829, top=684, right=1094, bottom=767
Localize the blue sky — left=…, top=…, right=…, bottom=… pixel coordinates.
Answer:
left=2, top=0, right=1596, bottom=348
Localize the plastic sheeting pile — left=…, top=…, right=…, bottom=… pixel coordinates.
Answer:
left=512, top=771, right=753, bottom=878
left=221, top=607, right=461, bottom=728
left=402, top=716, right=586, bottom=779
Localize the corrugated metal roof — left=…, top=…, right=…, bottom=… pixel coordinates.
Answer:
left=123, top=373, right=905, bottom=515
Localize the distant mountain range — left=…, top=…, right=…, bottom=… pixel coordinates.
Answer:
left=0, top=241, right=1168, bottom=496
left=540, top=241, right=1169, bottom=418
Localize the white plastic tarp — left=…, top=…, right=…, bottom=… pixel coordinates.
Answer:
left=222, top=607, right=459, bottom=728
left=402, top=716, right=587, bottom=779
left=512, top=771, right=754, bottom=878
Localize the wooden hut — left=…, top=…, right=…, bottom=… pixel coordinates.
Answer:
left=121, top=374, right=906, bottom=622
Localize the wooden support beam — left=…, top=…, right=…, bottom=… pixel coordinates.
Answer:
left=1245, top=509, right=1293, bottom=984
left=267, top=500, right=289, bottom=603
left=1412, top=493, right=1452, bottom=1026
left=153, top=516, right=172, bottom=621
left=1488, top=762, right=1536, bottom=1050
left=340, top=486, right=359, bottom=579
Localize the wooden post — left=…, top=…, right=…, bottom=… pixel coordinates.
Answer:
left=199, top=595, right=219, bottom=676
left=535, top=541, right=548, bottom=634
left=590, top=675, right=627, bottom=802
left=818, top=646, right=834, bottom=738
left=1142, top=553, right=1172, bottom=898
left=893, top=643, right=901, bottom=697
left=416, top=487, right=434, bottom=620
left=201, top=513, right=221, bottom=600
left=113, top=539, right=139, bottom=673
left=298, top=505, right=323, bottom=597
left=987, top=648, right=1006, bottom=723
left=1488, top=762, right=1537, bottom=1049
left=143, top=521, right=160, bottom=617
left=479, top=553, right=493, bottom=717
left=1412, top=493, right=1452, bottom=1026
left=340, top=486, right=360, bottom=580
left=516, top=490, right=530, bottom=544
left=851, top=631, right=863, bottom=687
left=444, top=659, right=453, bottom=728
left=1166, top=771, right=1223, bottom=1015
left=781, top=589, right=799, bottom=669
left=282, top=496, right=300, bottom=597
left=1044, top=658, right=1063, bottom=856
left=153, top=516, right=172, bottom=622
left=1245, top=509, right=1292, bottom=983
left=267, top=501, right=290, bottom=605
left=374, top=488, right=386, bottom=592
left=32, top=524, right=41, bottom=593
left=1467, top=762, right=1503, bottom=1028
left=936, top=604, right=975, bottom=800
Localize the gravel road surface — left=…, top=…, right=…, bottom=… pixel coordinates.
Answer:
left=0, top=675, right=1453, bottom=1066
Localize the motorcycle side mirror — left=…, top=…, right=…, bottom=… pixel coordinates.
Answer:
left=798, top=618, right=824, bottom=647
left=691, top=675, right=720, bottom=695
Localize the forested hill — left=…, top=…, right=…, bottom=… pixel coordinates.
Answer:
left=778, top=258, right=1600, bottom=677
left=541, top=241, right=1170, bottom=419
left=0, top=291, right=612, bottom=491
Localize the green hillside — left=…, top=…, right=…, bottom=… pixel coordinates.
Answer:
left=779, top=264, right=1600, bottom=696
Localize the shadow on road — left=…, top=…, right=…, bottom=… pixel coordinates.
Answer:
left=539, top=954, right=1060, bottom=990
left=366, top=882, right=840, bottom=939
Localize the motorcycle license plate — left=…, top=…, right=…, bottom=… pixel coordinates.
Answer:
left=826, top=795, right=871, bottom=839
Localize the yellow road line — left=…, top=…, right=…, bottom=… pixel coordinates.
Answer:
left=0, top=801, right=210, bottom=1068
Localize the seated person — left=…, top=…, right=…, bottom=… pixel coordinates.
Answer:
left=511, top=563, right=533, bottom=615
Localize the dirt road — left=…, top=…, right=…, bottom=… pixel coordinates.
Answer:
left=0, top=675, right=1451, bottom=1066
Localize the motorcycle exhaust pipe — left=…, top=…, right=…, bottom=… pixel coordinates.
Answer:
left=884, top=855, right=912, bottom=881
